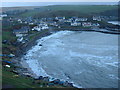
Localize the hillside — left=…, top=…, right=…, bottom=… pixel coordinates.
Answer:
left=2, top=4, right=119, bottom=89
left=43, top=5, right=118, bottom=14
left=2, top=5, right=118, bottom=18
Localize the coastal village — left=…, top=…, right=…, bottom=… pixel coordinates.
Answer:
left=13, top=16, right=101, bottom=43
left=1, top=12, right=119, bottom=88
left=2, top=13, right=118, bottom=44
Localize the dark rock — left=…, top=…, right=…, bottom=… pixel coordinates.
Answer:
left=48, top=83, right=54, bottom=86
left=2, top=84, right=15, bottom=88
left=38, top=76, right=43, bottom=80
left=43, top=77, right=49, bottom=82
left=2, top=40, right=8, bottom=44
left=63, top=81, right=69, bottom=86
left=58, top=81, right=64, bottom=85
left=53, top=79, right=60, bottom=84
left=39, top=44, right=42, bottom=46
left=11, top=70, right=19, bottom=74
left=68, top=82, right=73, bottom=87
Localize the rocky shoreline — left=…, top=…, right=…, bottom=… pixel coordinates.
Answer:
left=11, top=28, right=119, bottom=88
left=11, top=30, right=75, bottom=88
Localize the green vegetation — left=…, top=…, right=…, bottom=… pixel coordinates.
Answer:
left=2, top=68, right=39, bottom=88
left=20, top=10, right=38, bottom=17
left=2, top=30, right=17, bottom=55
left=2, top=66, right=69, bottom=88
left=99, top=21, right=117, bottom=28
left=2, top=30, right=17, bottom=54
left=2, top=64, right=45, bottom=88
left=8, top=5, right=117, bottom=18
left=29, top=30, right=49, bottom=40
left=2, top=31, right=16, bottom=41
left=45, top=5, right=118, bottom=14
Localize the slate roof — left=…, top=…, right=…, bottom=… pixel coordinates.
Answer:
left=13, top=26, right=30, bottom=33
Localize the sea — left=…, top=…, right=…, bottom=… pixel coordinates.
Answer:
left=108, top=21, right=120, bottom=25
left=21, top=30, right=119, bottom=88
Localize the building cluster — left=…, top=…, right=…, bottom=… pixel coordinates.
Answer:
left=2, top=14, right=106, bottom=43
left=13, top=26, right=30, bottom=43
left=54, top=16, right=100, bottom=27
left=5, top=15, right=103, bottom=43
left=14, top=16, right=101, bottom=28
left=32, top=23, right=49, bottom=31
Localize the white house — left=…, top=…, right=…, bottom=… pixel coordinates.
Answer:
left=5, top=65, right=10, bottom=68
left=0, top=14, right=7, bottom=20
left=15, top=33, right=23, bottom=37
left=64, top=19, right=72, bottom=22
left=92, top=23, right=100, bottom=27
left=32, top=26, right=41, bottom=31
left=75, top=18, right=88, bottom=21
left=17, top=37, right=23, bottom=42
left=0, top=14, right=7, bottom=17
left=48, top=22, right=58, bottom=26
left=18, top=19, right=21, bottom=22
left=24, top=21, right=28, bottom=24
left=32, top=23, right=49, bottom=31
left=93, top=16, right=101, bottom=21
left=41, top=24, right=49, bottom=30
left=29, top=23, right=34, bottom=25
left=71, top=22, right=81, bottom=26
left=39, top=23, right=49, bottom=29
left=55, top=16, right=65, bottom=21
left=82, top=22, right=92, bottom=27
left=20, top=21, right=23, bottom=23
left=17, top=19, right=23, bottom=23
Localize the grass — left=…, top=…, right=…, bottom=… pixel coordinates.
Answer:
left=2, top=31, right=17, bottom=55
left=2, top=66, right=70, bottom=88
left=2, top=68, right=39, bottom=88
left=17, top=5, right=118, bottom=17
left=20, top=10, right=38, bottom=17
left=29, top=30, right=49, bottom=40
left=2, top=31, right=17, bottom=41
left=46, top=5, right=118, bottom=14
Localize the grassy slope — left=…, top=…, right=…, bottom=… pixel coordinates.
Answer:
left=2, top=6, right=38, bottom=12
left=46, top=5, right=118, bottom=13
left=2, top=31, right=16, bottom=41
left=19, top=5, right=118, bottom=17
left=2, top=67, right=39, bottom=88
left=2, top=66, right=68, bottom=88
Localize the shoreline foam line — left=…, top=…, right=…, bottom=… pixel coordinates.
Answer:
left=20, top=31, right=82, bottom=88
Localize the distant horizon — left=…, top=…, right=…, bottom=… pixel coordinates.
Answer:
left=1, top=2, right=119, bottom=7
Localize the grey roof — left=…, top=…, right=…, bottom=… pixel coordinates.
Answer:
left=13, top=26, right=30, bottom=33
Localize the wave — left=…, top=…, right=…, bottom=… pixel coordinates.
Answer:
left=21, top=31, right=118, bottom=88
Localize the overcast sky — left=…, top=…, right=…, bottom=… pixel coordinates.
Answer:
left=1, top=0, right=119, bottom=2
left=1, top=0, right=119, bottom=7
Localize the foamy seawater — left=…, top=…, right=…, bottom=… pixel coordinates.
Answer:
left=108, top=21, right=120, bottom=25
left=21, top=31, right=119, bottom=88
